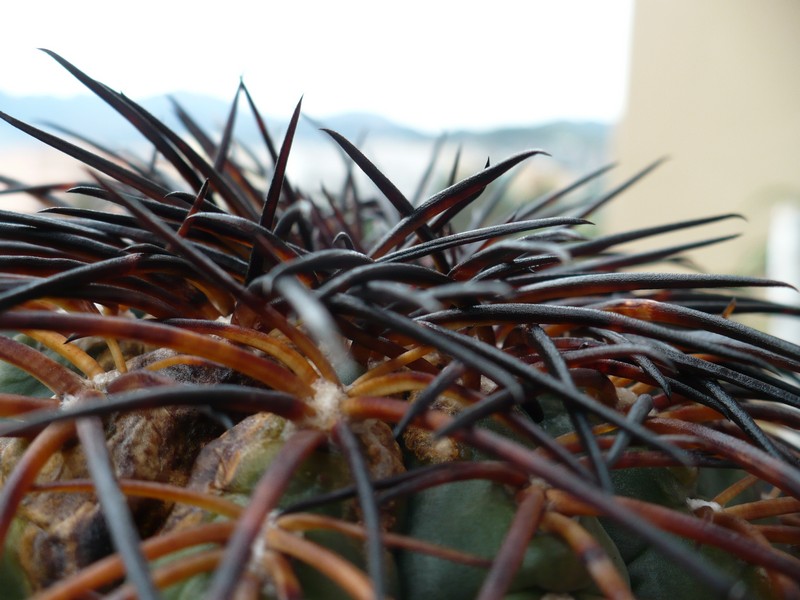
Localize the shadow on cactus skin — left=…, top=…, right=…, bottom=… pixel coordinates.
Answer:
left=0, top=49, right=798, bottom=599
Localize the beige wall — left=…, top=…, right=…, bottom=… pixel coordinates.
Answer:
left=608, top=0, right=800, bottom=276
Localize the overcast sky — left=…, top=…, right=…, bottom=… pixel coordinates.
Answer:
left=0, top=1, right=634, bottom=133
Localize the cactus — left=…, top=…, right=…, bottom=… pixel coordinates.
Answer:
left=0, top=50, right=798, bottom=599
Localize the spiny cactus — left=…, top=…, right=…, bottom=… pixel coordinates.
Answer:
left=0, top=50, right=798, bottom=599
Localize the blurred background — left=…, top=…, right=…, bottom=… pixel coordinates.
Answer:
left=1, top=0, right=799, bottom=323
left=610, top=0, right=800, bottom=340
left=0, top=0, right=631, bottom=194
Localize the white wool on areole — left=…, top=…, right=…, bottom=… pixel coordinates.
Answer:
left=307, top=377, right=347, bottom=431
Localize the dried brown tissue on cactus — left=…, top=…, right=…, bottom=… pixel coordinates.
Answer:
left=0, top=49, right=799, bottom=600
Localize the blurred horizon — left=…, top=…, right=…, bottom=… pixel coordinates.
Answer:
left=0, top=88, right=611, bottom=214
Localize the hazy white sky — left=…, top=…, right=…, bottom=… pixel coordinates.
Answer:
left=0, top=0, right=634, bottom=133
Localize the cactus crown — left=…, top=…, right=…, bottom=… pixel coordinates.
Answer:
left=0, top=50, right=798, bottom=599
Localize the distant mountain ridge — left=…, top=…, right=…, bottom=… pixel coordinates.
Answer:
left=0, top=91, right=610, bottom=170
left=0, top=91, right=427, bottom=146
left=0, top=91, right=614, bottom=206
